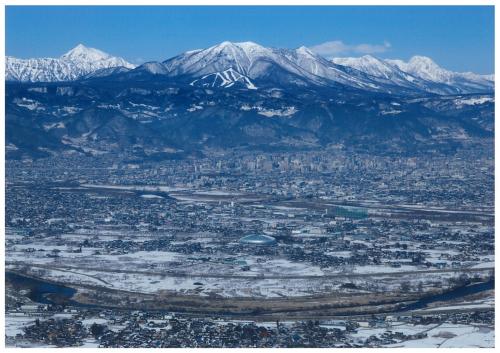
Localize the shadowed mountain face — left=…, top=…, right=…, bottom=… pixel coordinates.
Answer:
left=5, top=42, right=494, bottom=159
left=6, top=79, right=494, bottom=159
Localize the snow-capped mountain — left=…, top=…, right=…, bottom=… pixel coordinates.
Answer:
left=156, top=41, right=433, bottom=94
left=6, top=44, right=135, bottom=82
left=332, top=55, right=459, bottom=95
left=276, top=46, right=390, bottom=91
left=6, top=41, right=494, bottom=159
left=385, top=56, right=494, bottom=94
left=332, top=55, right=430, bottom=88
left=332, top=55, right=494, bottom=95
left=122, top=41, right=492, bottom=95
left=160, top=41, right=328, bottom=88
left=6, top=41, right=494, bottom=96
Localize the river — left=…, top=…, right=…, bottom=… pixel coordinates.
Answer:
left=6, top=271, right=494, bottom=314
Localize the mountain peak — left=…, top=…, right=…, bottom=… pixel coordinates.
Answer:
left=409, top=55, right=436, bottom=64
left=211, top=41, right=266, bottom=53
left=386, top=55, right=448, bottom=82
left=211, top=41, right=243, bottom=50
left=138, top=61, right=169, bottom=75
left=216, top=40, right=260, bottom=46
left=359, top=54, right=380, bottom=61
left=7, top=44, right=135, bottom=82
left=217, top=40, right=236, bottom=48
left=161, top=40, right=275, bottom=77
left=61, top=44, right=111, bottom=62
left=383, top=55, right=493, bottom=92
left=332, top=55, right=387, bottom=70
left=296, top=46, right=316, bottom=57
left=407, top=55, right=440, bottom=70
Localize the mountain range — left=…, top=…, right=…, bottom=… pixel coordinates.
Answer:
left=5, top=42, right=495, bottom=159
left=6, top=44, right=136, bottom=82
left=7, top=42, right=494, bottom=95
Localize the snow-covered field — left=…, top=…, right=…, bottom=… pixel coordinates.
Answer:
left=383, top=323, right=494, bottom=348
left=5, top=314, right=37, bottom=337
left=6, top=228, right=493, bottom=298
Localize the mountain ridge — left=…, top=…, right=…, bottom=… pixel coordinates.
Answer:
left=5, top=41, right=494, bottom=159
left=332, top=54, right=493, bottom=95
left=6, top=44, right=135, bottom=82
left=6, top=41, right=494, bottom=96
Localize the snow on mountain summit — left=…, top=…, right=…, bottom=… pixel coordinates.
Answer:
left=333, top=54, right=493, bottom=94
left=385, top=55, right=493, bottom=93
left=6, top=44, right=135, bottom=82
left=330, top=55, right=448, bottom=92
left=163, top=41, right=274, bottom=77
left=159, top=41, right=494, bottom=94
left=387, top=55, right=450, bottom=82
left=60, top=44, right=112, bottom=62
left=332, top=55, right=399, bottom=79
left=162, top=41, right=401, bottom=91
left=6, top=41, right=494, bottom=95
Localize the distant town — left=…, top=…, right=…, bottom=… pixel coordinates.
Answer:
left=6, top=148, right=494, bottom=347
left=5, top=5, right=495, bottom=348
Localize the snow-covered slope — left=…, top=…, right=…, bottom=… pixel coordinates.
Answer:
left=333, top=55, right=417, bottom=82
left=278, top=47, right=386, bottom=91
left=190, top=67, right=257, bottom=89
left=385, top=56, right=494, bottom=94
left=160, top=41, right=424, bottom=93
left=8, top=41, right=492, bottom=95
left=136, top=62, right=171, bottom=75
left=82, top=66, right=132, bottom=79
left=333, top=55, right=495, bottom=95
left=160, top=41, right=493, bottom=95
left=162, top=41, right=327, bottom=87
left=332, top=55, right=459, bottom=94
left=6, top=44, right=135, bottom=82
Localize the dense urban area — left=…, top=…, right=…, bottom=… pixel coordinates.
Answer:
left=5, top=148, right=495, bottom=348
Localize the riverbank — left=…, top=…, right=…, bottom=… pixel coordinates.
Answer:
left=6, top=271, right=494, bottom=321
